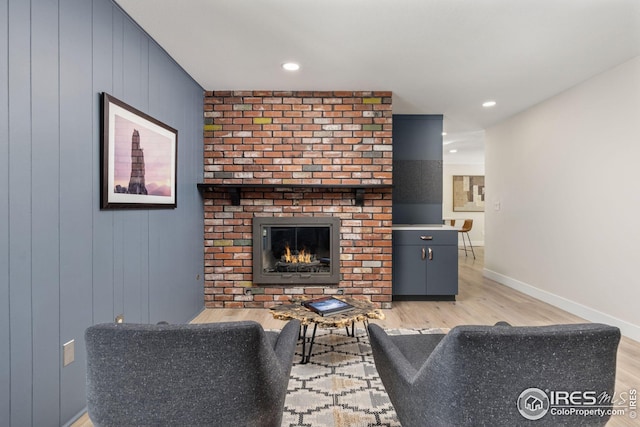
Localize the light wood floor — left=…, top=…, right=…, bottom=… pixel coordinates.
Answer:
left=73, top=247, right=639, bottom=427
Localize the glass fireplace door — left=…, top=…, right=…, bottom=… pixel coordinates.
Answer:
left=253, top=217, right=340, bottom=285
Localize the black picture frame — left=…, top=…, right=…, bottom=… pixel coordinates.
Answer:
left=100, top=92, right=177, bottom=209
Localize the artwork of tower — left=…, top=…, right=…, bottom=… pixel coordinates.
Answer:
left=127, top=129, right=148, bottom=195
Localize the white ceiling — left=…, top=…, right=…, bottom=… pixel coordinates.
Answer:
left=115, top=0, right=640, bottom=164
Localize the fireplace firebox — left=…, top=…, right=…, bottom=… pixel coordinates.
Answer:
left=252, top=217, right=341, bottom=285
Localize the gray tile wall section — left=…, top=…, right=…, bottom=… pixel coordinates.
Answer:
left=392, top=160, right=443, bottom=203
left=392, top=115, right=444, bottom=224
left=1, top=1, right=205, bottom=425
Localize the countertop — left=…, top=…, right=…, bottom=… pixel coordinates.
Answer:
left=391, top=224, right=457, bottom=231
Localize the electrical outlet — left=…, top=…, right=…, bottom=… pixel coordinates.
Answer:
left=63, top=340, right=75, bottom=367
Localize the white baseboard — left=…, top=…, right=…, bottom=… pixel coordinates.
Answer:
left=458, top=241, right=484, bottom=247
left=483, top=268, right=640, bottom=342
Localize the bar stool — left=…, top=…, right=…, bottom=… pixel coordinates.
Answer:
left=458, top=219, right=475, bottom=259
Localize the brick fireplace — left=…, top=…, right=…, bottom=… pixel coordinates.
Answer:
left=201, top=91, right=393, bottom=308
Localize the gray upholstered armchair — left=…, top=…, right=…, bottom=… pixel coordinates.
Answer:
left=368, top=322, right=620, bottom=427
left=85, top=319, right=300, bottom=427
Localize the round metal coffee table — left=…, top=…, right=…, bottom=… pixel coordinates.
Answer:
left=270, top=296, right=385, bottom=364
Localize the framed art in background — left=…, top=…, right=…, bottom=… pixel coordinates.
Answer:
left=101, top=92, right=177, bottom=209
left=453, top=175, right=485, bottom=212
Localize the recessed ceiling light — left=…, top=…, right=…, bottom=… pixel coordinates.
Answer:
left=282, top=62, right=300, bottom=71
left=449, top=149, right=458, bottom=153
left=482, top=100, right=497, bottom=108
left=441, top=132, right=447, bottom=136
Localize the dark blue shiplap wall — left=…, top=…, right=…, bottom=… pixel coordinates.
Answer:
left=1, top=0, right=205, bottom=425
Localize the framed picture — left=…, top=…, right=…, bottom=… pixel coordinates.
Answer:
left=101, top=92, right=177, bottom=209
left=453, top=175, right=485, bottom=212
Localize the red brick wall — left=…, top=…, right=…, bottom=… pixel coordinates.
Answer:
left=202, top=91, right=393, bottom=308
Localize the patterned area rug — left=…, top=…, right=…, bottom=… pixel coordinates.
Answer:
left=281, top=326, right=448, bottom=427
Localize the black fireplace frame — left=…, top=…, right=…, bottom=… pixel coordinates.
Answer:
left=252, top=216, right=341, bottom=285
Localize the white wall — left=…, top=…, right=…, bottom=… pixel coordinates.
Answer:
left=484, top=56, right=640, bottom=340
left=443, top=163, right=485, bottom=246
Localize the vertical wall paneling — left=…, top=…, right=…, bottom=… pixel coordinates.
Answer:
left=0, top=0, right=11, bottom=425
left=59, top=0, right=94, bottom=421
left=31, top=0, right=61, bottom=424
left=148, top=48, right=204, bottom=323
left=3, top=0, right=205, bottom=423
left=146, top=50, right=167, bottom=321
left=183, top=77, right=205, bottom=316
left=146, top=46, right=172, bottom=322
left=137, top=26, right=151, bottom=323
left=111, top=4, right=125, bottom=319
left=7, top=0, right=33, bottom=425
left=91, top=0, right=115, bottom=325
left=121, top=17, right=148, bottom=324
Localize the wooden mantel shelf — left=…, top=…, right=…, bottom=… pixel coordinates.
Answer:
left=197, top=183, right=393, bottom=207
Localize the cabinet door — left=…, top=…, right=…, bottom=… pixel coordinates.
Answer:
left=426, top=245, right=458, bottom=295
left=392, top=244, right=427, bottom=295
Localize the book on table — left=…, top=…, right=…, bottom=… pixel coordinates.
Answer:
left=302, top=296, right=355, bottom=316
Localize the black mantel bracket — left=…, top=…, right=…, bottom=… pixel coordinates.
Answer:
left=197, top=183, right=392, bottom=207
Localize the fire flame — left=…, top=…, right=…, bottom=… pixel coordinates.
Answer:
left=284, top=244, right=311, bottom=263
